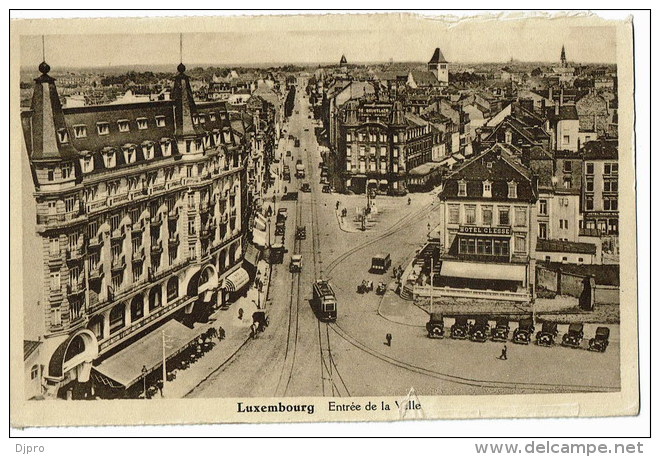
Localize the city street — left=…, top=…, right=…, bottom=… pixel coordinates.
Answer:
left=187, top=79, right=621, bottom=399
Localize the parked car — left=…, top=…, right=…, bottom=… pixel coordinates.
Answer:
left=450, top=316, right=470, bottom=339
left=301, top=182, right=311, bottom=192
left=426, top=313, right=445, bottom=339
left=469, top=316, right=490, bottom=342
left=322, top=185, right=333, bottom=193
left=588, top=326, right=610, bottom=352
left=536, top=322, right=559, bottom=347
left=370, top=253, right=392, bottom=274
left=286, top=150, right=292, bottom=157
left=277, top=207, right=288, bottom=221
left=375, top=282, right=387, bottom=295
left=289, top=254, right=302, bottom=273
left=561, top=323, right=584, bottom=348
left=295, top=226, right=306, bottom=240
left=275, top=221, right=286, bottom=236
left=512, top=318, right=535, bottom=345
left=491, top=317, right=510, bottom=342
left=357, top=279, right=373, bottom=294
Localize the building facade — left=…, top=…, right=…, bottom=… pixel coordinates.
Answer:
left=21, top=61, right=253, bottom=399
left=435, top=144, right=538, bottom=301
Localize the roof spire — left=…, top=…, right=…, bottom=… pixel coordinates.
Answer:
left=177, top=33, right=186, bottom=73
left=38, top=35, right=50, bottom=75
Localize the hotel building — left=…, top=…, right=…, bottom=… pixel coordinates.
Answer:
left=21, top=61, right=253, bottom=398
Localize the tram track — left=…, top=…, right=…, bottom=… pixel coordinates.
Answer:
left=305, top=112, right=351, bottom=398
left=274, top=179, right=303, bottom=397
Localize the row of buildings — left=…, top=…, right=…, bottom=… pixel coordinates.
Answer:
left=21, top=60, right=281, bottom=400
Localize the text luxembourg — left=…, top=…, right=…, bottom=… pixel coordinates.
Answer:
left=237, top=402, right=315, bottom=414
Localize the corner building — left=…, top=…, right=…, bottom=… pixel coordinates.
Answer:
left=436, top=144, right=538, bottom=301
left=21, top=62, right=251, bottom=398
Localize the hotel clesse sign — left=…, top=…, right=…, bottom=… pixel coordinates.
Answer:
left=459, top=226, right=511, bottom=236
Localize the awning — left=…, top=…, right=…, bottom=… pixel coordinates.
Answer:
left=222, top=267, right=250, bottom=292
left=440, top=260, right=526, bottom=282
left=92, top=319, right=198, bottom=388
left=252, top=228, right=267, bottom=248
left=379, top=179, right=388, bottom=185
left=244, top=243, right=261, bottom=267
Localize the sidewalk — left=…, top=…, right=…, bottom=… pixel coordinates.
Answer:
left=162, top=259, right=271, bottom=398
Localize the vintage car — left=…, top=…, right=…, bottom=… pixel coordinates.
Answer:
left=275, top=221, right=286, bottom=236
left=252, top=311, right=270, bottom=333
left=322, top=185, right=333, bottom=193
left=561, top=323, right=585, bottom=348
left=269, top=243, right=285, bottom=264
left=536, top=322, right=559, bottom=347
left=286, top=150, right=292, bottom=157
left=301, top=182, right=311, bottom=192
left=512, top=318, right=535, bottom=345
left=370, top=253, right=392, bottom=274
left=357, top=279, right=373, bottom=294
left=469, top=316, right=490, bottom=342
left=491, top=317, right=510, bottom=342
left=375, top=282, right=387, bottom=295
left=588, top=326, right=611, bottom=352
left=289, top=254, right=302, bottom=273
left=295, top=226, right=306, bottom=240
left=450, top=316, right=470, bottom=340
left=426, top=313, right=445, bottom=339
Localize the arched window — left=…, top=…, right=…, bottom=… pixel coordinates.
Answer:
left=167, top=277, right=179, bottom=301
left=130, top=295, right=144, bottom=322
left=64, top=335, right=86, bottom=363
left=149, top=286, right=162, bottom=311
left=109, top=304, right=126, bottom=334
left=88, top=315, right=104, bottom=340
left=219, top=250, right=227, bottom=272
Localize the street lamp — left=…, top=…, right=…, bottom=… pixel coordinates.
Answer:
left=141, top=365, right=147, bottom=399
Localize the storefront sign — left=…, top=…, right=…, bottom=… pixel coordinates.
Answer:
left=459, top=226, right=511, bottom=236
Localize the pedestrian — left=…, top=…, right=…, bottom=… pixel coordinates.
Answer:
left=238, top=308, right=244, bottom=320
left=386, top=333, right=392, bottom=347
left=499, top=344, right=508, bottom=360
left=408, top=197, right=411, bottom=205
left=217, top=326, right=226, bottom=341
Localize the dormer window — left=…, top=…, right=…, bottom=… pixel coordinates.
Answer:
left=199, top=114, right=206, bottom=124
left=97, top=122, right=110, bottom=136
left=185, top=139, right=193, bottom=153
left=209, top=113, right=217, bottom=122
left=155, top=116, right=166, bottom=127
left=118, top=120, right=130, bottom=133
left=102, top=150, right=116, bottom=168
left=123, top=146, right=136, bottom=164
left=57, top=129, right=69, bottom=143
left=458, top=180, right=467, bottom=197
left=143, top=143, right=155, bottom=160
left=61, top=163, right=73, bottom=180
left=137, top=118, right=148, bottom=130
left=161, top=140, right=172, bottom=157
left=73, top=125, right=87, bottom=139
left=482, top=180, right=492, bottom=198
left=81, top=155, right=94, bottom=173
left=508, top=181, right=518, bottom=199
left=192, top=115, right=199, bottom=125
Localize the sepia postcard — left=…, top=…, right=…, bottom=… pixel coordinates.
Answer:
left=10, top=11, right=639, bottom=428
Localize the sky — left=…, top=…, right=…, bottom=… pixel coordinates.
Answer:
left=17, top=13, right=618, bottom=69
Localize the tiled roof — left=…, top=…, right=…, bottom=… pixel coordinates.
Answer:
left=582, top=139, right=618, bottom=160
left=409, top=71, right=441, bottom=87
left=546, top=105, right=579, bottom=121
left=24, top=340, right=41, bottom=361
left=439, top=144, right=536, bottom=202
left=536, top=239, right=597, bottom=255
left=428, top=47, right=448, bottom=64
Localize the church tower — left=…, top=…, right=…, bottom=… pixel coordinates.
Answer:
left=560, top=45, right=567, bottom=67
left=428, top=47, right=449, bottom=85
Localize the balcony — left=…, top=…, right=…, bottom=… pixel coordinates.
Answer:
left=151, top=241, right=163, bottom=256
left=111, top=227, right=126, bottom=242
left=48, top=252, right=63, bottom=268
left=167, top=208, right=179, bottom=221
left=132, top=247, right=145, bottom=264
left=111, top=255, right=126, bottom=273
left=88, top=234, right=103, bottom=250
left=65, top=246, right=85, bottom=264
left=89, top=264, right=104, bottom=282
left=199, top=200, right=211, bottom=214
left=131, top=220, right=144, bottom=234
left=67, top=279, right=86, bottom=296
left=168, top=234, right=180, bottom=246
left=150, top=214, right=162, bottom=227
